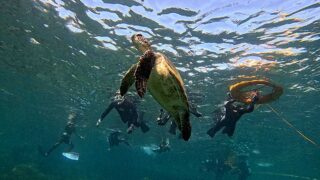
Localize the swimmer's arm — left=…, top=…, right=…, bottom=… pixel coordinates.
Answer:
left=96, top=102, right=115, bottom=127
left=101, top=102, right=116, bottom=120
left=239, top=94, right=259, bottom=114
left=239, top=102, right=255, bottom=114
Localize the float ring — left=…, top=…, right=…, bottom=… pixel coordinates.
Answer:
left=229, top=79, right=283, bottom=104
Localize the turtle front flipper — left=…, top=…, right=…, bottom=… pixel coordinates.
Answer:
left=120, top=64, right=138, bottom=96
left=134, top=50, right=156, bottom=98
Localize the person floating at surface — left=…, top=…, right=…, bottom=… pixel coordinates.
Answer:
left=207, top=91, right=260, bottom=138
left=108, top=130, right=130, bottom=149
left=40, top=113, right=84, bottom=157
left=96, top=92, right=149, bottom=134
left=152, top=138, right=170, bottom=153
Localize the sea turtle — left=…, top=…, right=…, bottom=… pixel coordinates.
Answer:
left=120, top=33, right=191, bottom=141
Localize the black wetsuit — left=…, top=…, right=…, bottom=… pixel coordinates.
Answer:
left=99, top=95, right=149, bottom=133
left=207, top=97, right=257, bottom=138
left=108, top=131, right=130, bottom=147
left=43, top=122, right=78, bottom=156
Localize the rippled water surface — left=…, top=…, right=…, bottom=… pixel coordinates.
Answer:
left=0, top=0, right=320, bottom=179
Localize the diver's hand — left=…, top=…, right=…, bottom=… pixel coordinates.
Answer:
left=96, top=118, right=102, bottom=127
left=252, top=94, right=259, bottom=103
left=252, top=92, right=259, bottom=103
left=251, top=90, right=260, bottom=103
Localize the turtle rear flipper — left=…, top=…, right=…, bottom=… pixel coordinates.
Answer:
left=120, top=64, right=137, bottom=96
left=134, top=50, right=155, bottom=98
left=179, top=111, right=191, bottom=141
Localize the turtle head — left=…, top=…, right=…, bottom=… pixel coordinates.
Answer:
left=131, top=33, right=152, bottom=53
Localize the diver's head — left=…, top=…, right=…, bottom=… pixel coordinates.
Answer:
left=126, top=91, right=140, bottom=104
left=131, top=33, right=151, bottom=53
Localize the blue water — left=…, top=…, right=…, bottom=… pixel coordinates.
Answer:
left=0, top=0, right=319, bottom=179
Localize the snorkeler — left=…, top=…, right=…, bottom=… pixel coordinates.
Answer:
left=156, top=91, right=203, bottom=135
left=152, top=138, right=170, bottom=153
left=207, top=91, right=260, bottom=138
left=156, top=109, right=178, bottom=135
left=108, top=130, right=130, bottom=148
left=39, top=113, right=84, bottom=157
left=156, top=101, right=202, bottom=135
left=96, top=92, right=149, bottom=134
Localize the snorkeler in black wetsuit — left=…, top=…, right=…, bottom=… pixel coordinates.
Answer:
left=207, top=91, right=259, bottom=138
left=96, top=92, right=149, bottom=134
left=108, top=131, right=130, bottom=148
left=156, top=101, right=202, bottom=135
left=152, top=138, right=170, bottom=153
left=40, top=113, right=84, bottom=157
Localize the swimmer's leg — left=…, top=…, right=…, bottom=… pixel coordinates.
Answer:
left=222, top=123, right=236, bottom=137
left=140, top=121, right=150, bottom=133
left=127, top=123, right=134, bottom=134
left=168, top=121, right=177, bottom=135
left=207, top=121, right=224, bottom=138
left=138, top=111, right=150, bottom=133
left=44, top=141, right=62, bottom=156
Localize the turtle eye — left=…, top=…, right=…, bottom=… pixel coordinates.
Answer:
left=136, top=34, right=146, bottom=43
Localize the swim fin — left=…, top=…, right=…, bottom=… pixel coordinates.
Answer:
left=206, top=128, right=217, bottom=138
left=62, top=152, right=79, bottom=160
